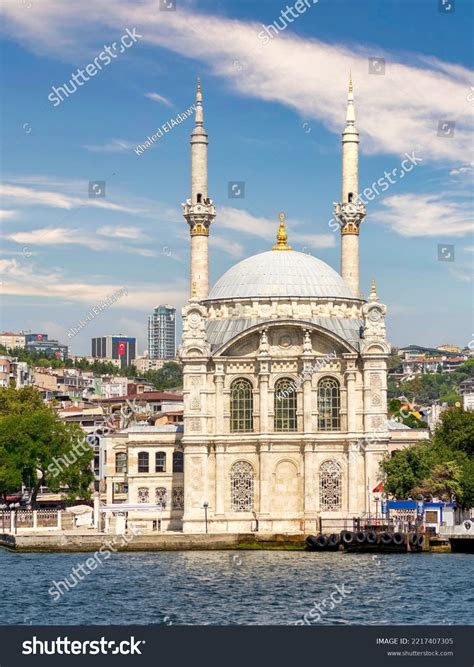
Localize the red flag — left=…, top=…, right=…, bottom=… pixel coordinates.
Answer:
left=372, top=481, right=384, bottom=493
left=117, top=341, right=127, bottom=356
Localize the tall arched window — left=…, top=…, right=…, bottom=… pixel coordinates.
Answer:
left=138, top=451, right=149, bottom=473
left=115, top=452, right=127, bottom=473
left=230, top=378, right=253, bottom=432
left=155, top=452, right=166, bottom=473
left=173, top=451, right=184, bottom=473
left=274, top=378, right=297, bottom=431
left=318, top=377, right=340, bottom=431
left=319, top=460, right=342, bottom=511
left=231, top=461, right=254, bottom=512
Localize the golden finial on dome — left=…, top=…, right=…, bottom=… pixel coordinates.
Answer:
left=192, top=281, right=197, bottom=297
left=349, top=70, right=353, bottom=93
left=197, top=77, right=201, bottom=93
left=272, top=211, right=292, bottom=251
left=371, top=278, right=376, bottom=294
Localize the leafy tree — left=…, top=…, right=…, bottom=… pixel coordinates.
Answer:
left=0, top=387, right=94, bottom=506
left=381, top=408, right=474, bottom=507
left=381, top=443, right=435, bottom=499
left=433, top=407, right=474, bottom=457
left=411, top=461, right=463, bottom=502
left=143, top=362, right=183, bottom=390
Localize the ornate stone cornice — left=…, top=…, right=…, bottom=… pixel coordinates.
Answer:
left=333, top=200, right=366, bottom=235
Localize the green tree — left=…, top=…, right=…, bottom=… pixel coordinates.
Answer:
left=411, top=461, right=463, bottom=502
left=0, top=387, right=94, bottom=506
left=143, top=362, right=183, bottom=390
left=381, top=443, right=435, bottom=499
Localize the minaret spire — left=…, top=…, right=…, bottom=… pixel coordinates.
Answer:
left=182, top=78, right=216, bottom=300
left=333, top=75, right=366, bottom=298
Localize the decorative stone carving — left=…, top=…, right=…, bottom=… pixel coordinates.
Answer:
left=189, top=418, right=201, bottom=432
left=333, top=200, right=366, bottom=235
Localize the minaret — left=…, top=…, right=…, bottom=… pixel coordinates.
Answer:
left=333, top=75, right=366, bottom=298
left=182, top=79, right=216, bottom=300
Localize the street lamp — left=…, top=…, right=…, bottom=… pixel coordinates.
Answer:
left=203, top=501, right=209, bottom=534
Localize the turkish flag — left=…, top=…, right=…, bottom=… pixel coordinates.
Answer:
left=117, top=341, right=127, bottom=356
left=372, top=481, right=384, bottom=493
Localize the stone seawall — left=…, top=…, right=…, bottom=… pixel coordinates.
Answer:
left=0, top=532, right=306, bottom=553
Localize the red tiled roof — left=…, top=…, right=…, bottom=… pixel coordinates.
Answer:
left=136, top=392, right=183, bottom=401
left=92, top=392, right=183, bottom=403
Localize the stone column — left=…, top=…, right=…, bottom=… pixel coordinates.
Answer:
left=348, top=443, right=359, bottom=514
left=214, top=443, right=225, bottom=515
left=303, top=443, right=315, bottom=514
left=303, top=375, right=313, bottom=433
left=259, top=442, right=271, bottom=516
left=345, top=370, right=357, bottom=433
left=259, top=370, right=269, bottom=434
left=214, top=370, right=224, bottom=436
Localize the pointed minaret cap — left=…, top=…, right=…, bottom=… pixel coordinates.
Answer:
left=369, top=278, right=379, bottom=302
left=194, top=77, right=204, bottom=128
left=272, top=211, right=292, bottom=251
left=346, top=71, right=355, bottom=125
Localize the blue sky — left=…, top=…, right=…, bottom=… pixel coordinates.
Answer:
left=1, top=0, right=473, bottom=356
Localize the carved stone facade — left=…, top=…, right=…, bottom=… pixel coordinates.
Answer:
left=178, top=277, right=391, bottom=534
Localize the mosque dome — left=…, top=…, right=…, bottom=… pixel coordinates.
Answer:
left=207, top=248, right=355, bottom=301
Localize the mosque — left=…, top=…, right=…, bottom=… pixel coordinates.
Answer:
left=106, top=78, right=395, bottom=534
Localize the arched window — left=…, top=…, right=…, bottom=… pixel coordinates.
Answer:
left=318, top=377, right=340, bottom=431
left=155, top=451, right=166, bottom=473
left=231, top=461, right=254, bottom=512
left=230, top=378, right=253, bottom=432
left=155, top=487, right=167, bottom=508
left=274, top=378, right=297, bottom=431
left=138, top=451, right=149, bottom=473
left=319, top=460, right=342, bottom=511
left=115, top=452, right=127, bottom=473
left=138, top=487, right=149, bottom=503
left=173, top=451, right=184, bottom=473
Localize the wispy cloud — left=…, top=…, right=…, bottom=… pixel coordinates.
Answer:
left=210, top=234, right=244, bottom=258
left=1, top=183, right=144, bottom=215
left=145, top=92, right=173, bottom=107
left=449, top=163, right=474, bottom=177
left=84, top=138, right=137, bottom=153
left=376, top=194, right=474, bottom=237
left=6, top=227, right=108, bottom=250
left=0, top=209, right=18, bottom=220
left=220, top=206, right=336, bottom=249
left=1, top=1, right=472, bottom=163
left=0, top=258, right=188, bottom=310
left=96, top=225, right=147, bottom=240
left=448, top=266, right=473, bottom=283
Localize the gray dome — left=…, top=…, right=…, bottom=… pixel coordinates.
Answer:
left=207, top=250, right=355, bottom=301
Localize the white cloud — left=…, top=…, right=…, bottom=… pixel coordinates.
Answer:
left=220, top=206, right=336, bottom=248
left=145, top=92, right=173, bottom=107
left=375, top=194, right=474, bottom=237
left=1, top=183, right=144, bottom=215
left=0, top=258, right=188, bottom=311
left=84, top=138, right=137, bottom=153
left=1, top=1, right=472, bottom=163
left=448, top=266, right=473, bottom=283
left=449, top=163, right=474, bottom=176
left=6, top=228, right=107, bottom=250
left=210, top=234, right=244, bottom=258
left=0, top=209, right=18, bottom=220
left=96, top=225, right=147, bottom=240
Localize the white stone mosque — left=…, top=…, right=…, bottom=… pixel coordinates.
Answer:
left=106, top=77, right=402, bottom=534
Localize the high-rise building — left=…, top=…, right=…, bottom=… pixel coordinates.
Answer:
left=91, top=335, right=136, bottom=369
left=148, top=305, right=176, bottom=359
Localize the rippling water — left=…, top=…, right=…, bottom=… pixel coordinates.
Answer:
left=1, top=549, right=472, bottom=625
